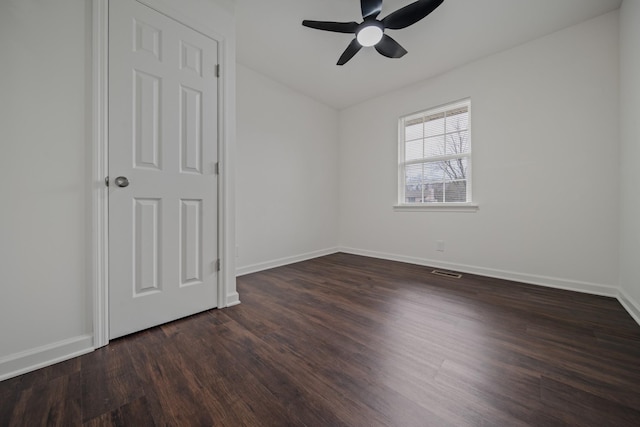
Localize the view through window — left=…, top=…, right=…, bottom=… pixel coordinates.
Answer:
left=398, top=99, right=471, bottom=204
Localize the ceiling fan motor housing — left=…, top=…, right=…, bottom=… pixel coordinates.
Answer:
left=356, top=20, right=384, bottom=46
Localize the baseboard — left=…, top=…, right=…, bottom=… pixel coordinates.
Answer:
left=618, top=289, right=640, bottom=326
left=236, top=247, right=340, bottom=277
left=0, top=334, right=94, bottom=382
left=225, top=291, right=241, bottom=307
left=339, top=247, right=619, bottom=298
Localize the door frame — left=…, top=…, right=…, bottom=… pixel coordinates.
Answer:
left=91, top=0, right=239, bottom=348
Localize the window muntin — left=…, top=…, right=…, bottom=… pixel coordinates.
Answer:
left=399, top=99, right=472, bottom=205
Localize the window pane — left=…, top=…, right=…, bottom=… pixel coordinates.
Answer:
left=424, top=161, right=444, bottom=183
left=424, top=135, right=445, bottom=158
left=442, top=157, right=468, bottom=181
left=404, top=163, right=423, bottom=203
left=425, top=182, right=444, bottom=202
left=446, top=130, right=470, bottom=155
left=405, top=139, right=423, bottom=161
left=446, top=107, right=469, bottom=133
left=405, top=119, right=423, bottom=141
left=424, top=112, right=445, bottom=137
left=405, top=163, right=423, bottom=184
left=445, top=181, right=467, bottom=202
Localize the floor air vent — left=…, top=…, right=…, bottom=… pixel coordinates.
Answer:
left=431, top=269, right=462, bottom=279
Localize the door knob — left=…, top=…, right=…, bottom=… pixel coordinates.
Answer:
left=114, top=176, right=130, bottom=188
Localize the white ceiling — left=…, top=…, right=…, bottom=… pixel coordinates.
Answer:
left=236, top=0, right=622, bottom=109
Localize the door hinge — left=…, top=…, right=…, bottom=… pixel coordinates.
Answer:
left=105, top=176, right=109, bottom=187
left=215, top=259, right=221, bottom=272
left=214, top=162, right=220, bottom=175
left=215, top=64, right=220, bottom=78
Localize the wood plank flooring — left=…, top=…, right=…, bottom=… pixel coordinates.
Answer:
left=2, top=253, right=640, bottom=426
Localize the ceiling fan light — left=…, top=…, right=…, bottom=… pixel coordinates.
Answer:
left=357, top=25, right=383, bottom=47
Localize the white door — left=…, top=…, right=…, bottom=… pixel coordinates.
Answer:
left=108, top=0, right=219, bottom=339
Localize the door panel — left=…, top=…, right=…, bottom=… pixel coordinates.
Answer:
left=109, top=0, right=219, bottom=339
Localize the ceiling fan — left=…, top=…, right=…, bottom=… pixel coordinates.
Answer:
left=302, top=0, right=445, bottom=65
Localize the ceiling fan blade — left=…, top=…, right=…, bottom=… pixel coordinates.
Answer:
left=382, top=0, right=444, bottom=30
left=375, top=34, right=408, bottom=58
left=302, top=20, right=359, bottom=34
left=337, top=39, right=363, bottom=65
left=361, top=0, right=383, bottom=19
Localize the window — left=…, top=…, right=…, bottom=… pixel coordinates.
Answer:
left=397, top=99, right=476, bottom=210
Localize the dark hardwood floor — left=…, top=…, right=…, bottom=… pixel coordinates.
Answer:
left=2, top=253, right=640, bottom=426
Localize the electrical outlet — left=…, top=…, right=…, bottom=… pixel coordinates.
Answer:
left=436, top=240, right=445, bottom=252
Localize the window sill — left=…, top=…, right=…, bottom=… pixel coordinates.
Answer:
left=393, top=203, right=479, bottom=213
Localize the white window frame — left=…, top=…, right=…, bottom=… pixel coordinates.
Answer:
left=394, top=98, right=478, bottom=212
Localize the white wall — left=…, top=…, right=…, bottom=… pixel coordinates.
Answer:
left=0, top=0, right=91, bottom=360
left=619, top=0, right=640, bottom=321
left=339, top=11, right=620, bottom=295
left=236, top=64, right=339, bottom=274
